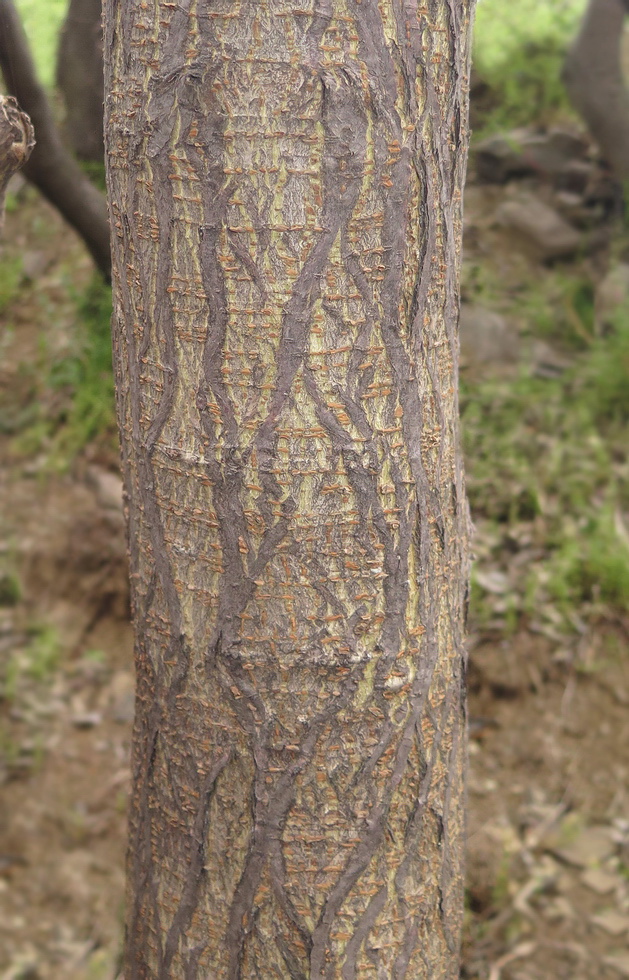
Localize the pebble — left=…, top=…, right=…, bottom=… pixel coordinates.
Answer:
left=494, top=194, right=583, bottom=261
left=71, top=712, right=102, bottom=729
left=591, top=910, right=629, bottom=936
left=459, top=304, right=519, bottom=370
left=605, top=954, right=629, bottom=977
left=551, top=824, right=614, bottom=868
left=581, top=867, right=619, bottom=894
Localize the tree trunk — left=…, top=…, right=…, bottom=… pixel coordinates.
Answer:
left=104, top=3, right=474, bottom=978
left=57, top=0, right=104, bottom=162
left=563, top=0, right=629, bottom=182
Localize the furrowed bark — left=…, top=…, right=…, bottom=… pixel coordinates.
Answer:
left=0, top=0, right=110, bottom=278
left=104, top=2, right=474, bottom=978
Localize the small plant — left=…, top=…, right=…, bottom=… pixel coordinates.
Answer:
left=0, top=255, right=23, bottom=313
left=23, top=623, right=61, bottom=682
left=49, top=273, right=115, bottom=458
left=16, top=273, right=116, bottom=466
left=462, top=289, right=629, bottom=629
left=0, top=572, right=21, bottom=607
left=579, top=307, right=629, bottom=423
left=2, top=624, right=61, bottom=701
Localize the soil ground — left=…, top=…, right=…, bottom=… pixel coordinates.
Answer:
left=1, top=164, right=628, bottom=980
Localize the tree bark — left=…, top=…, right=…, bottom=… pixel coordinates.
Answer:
left=104, top=2, right=474, bottom=978
left=56, top=0, right=104, bottom=162
left=0, top=0, right=110, bottom=278
left=0, top=93, right=34, bottom=232
left=563, top=0, right=629, bottom=182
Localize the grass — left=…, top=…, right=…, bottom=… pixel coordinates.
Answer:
left=0, top=571, right=21, bottom=607
left=48, top=273, right=116, bottom=460
left=2, top=624, right=61, bottom=702
left=0, top=255, right=23, bottom=313
left=4, top=270, right=116, bottom=466
left=580, top=307, right=629, bottom=421
left=463, top=298, right=629, bottom=628
left=472, top=0, right=587, bottom=133
left=14, top=0, right=68, bottom=89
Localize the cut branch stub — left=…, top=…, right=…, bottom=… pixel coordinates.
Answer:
left=0, top=94, right=34, bottom=231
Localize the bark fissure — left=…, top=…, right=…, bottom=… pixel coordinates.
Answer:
left=105, top=1, right=474, bottom=976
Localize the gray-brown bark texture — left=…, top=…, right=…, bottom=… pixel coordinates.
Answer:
left=57, top=0, right=105, bottom=162
left=104, top=2, right=474, bottom=978
left=563, top=0, right=629, bottom=182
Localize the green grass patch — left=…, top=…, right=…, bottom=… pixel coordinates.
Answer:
left=0, top=572, right=21, bottom=607
left=0, top=255, right=23, bottom=313
left=463, top=311, right=629, bottom=625
left=49, top=273, right=116, bottom=460
left=3, top=624, right=61, bottom=702
left=14, top=0, right=68, bottom=89
left=473, top=0, right=587, bottom=133
left=8, top=273, right=116, bottom=466
left=580, top=309, right=629, bottom=422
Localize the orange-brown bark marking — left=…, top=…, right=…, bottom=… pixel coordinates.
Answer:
left=104, top=1, right=474, bottom=977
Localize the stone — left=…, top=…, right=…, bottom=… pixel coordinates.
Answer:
left=494, top=194, right=582, bottom=261
left=107, top=670, right=135, bottom=724
left=591, top=910, right=629, bottom=936
left=530, top=340, right=574, bottom=379
left=556, top=158, right=596, bottom=195
left=543, top=896, right=576, bottom=922
left=459, top=304, right=519, bottom=369
left=21, top=251, right=48, bottom=280
left=581, top=867, right=619, bottom=894
left=474, top=569, right=510, bottom=595
left=475, top=128, right=588, bottom=183
left=6, top=172, right=26, bottom=197
left=86, top=465, right=123, bottom=513
left=551, top=824, right=614, bottom=868
left=595, top=263, right=629, bottom=333
left=605, top=953, right=629, bottom=977
left=1, top=955, right=40, bottom=980
left=71, top=712, right=102, bottom=729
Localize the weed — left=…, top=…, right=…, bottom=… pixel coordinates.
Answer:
left=0, top=724, right=21, bottom=768
left=463, top=298, right=629, bottom=626
left=2, top=625, right=62, bottom=701
left=491, top=852, right=513, bottom=911
left=574, top=510, right=629, bottom=607
left=579, top=308, right=629, bottom=422
left=50, top=273, right=116, bottom=459
left=4, top=188, right=20, bottom=215
left=0, top=255, right=23, bottom=312
left=80, top=160, right=107, bottom=192
left=82, top=649, right=106, bottom=665
left=84, top=950, right=116, bottom=980
left=15, top=273, right=116, bottom=466
left=23, top=623, right=61, bottom=683
left=0, top=572, right=21, bottom=607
